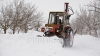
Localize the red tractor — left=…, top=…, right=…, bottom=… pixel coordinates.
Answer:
left=41, top=3, right=74, bottom=47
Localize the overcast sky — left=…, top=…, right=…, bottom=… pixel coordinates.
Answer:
left=0, top=0, right=94, bottom=21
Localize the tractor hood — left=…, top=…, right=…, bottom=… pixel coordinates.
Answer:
left=45, top=24, right=53, bottom=27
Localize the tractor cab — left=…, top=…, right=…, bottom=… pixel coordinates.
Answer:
left=48, top=12, right=64, bottom=25
left=48, top=12, right=70, bottom=25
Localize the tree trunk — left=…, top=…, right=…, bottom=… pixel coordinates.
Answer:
left=94, top=30, right=98, bottom=37
left=4, top=28, right=6, bottom=34
left=25, top=29, right=27, bottom=33
left=13, top=27, right=15, bottom=34
left=4, top=26, right=7, bottom=34
left=13, top=29, right=15, bottom=34
left=89, top=29, right=91, bottom=35
left=17, top=30, right=20, bottom=34
left=24, top=25, right=28, bottom=33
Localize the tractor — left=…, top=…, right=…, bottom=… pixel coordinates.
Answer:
left=41, top=3, right=74, bottom=47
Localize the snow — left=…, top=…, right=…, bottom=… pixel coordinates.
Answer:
left=0, top=31, right=100, bottom=56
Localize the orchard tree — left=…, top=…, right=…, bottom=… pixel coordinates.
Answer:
left=0, top=0, right=43, bottom=34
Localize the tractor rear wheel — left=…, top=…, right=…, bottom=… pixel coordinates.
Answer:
left=62, top=30, right=74, bottom=47
left=67, top=31, right=74, bottom=47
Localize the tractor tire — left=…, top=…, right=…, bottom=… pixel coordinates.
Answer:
left=62, top=30, right=74, bottom=48
left=67, top=31, right=74, bottom=47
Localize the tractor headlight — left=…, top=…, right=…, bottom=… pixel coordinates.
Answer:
left=41, top=27, right=45, bottom=32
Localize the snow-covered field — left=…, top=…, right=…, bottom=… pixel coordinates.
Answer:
left=0, top=31, right=100, bottom=56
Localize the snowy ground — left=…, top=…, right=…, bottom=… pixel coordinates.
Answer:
left=0, top=31, right=100, bottom=56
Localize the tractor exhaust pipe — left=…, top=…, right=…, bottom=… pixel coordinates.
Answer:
left=65, top=3, right=69, bottom=12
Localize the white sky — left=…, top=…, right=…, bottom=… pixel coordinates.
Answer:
left=0, top=0, right=94, bottom=21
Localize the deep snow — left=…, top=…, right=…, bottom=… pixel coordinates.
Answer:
left=0, top=31, right=100, bottom=56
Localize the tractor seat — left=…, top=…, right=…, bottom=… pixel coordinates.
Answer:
left=59, top=19, right=63, bottom=31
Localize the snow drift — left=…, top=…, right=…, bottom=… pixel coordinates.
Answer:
left=0, top=31, right=100, bottom=56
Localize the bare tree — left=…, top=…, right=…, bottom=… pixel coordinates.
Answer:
left=0, top=0, right=43, bottom=34
left=87, top=0, right=100, bottom=37
left=71, top=7, right=89, bottom=35
left=71, top=0, right=100, bottom=37
left=0, top=4, right=13, bottom=34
